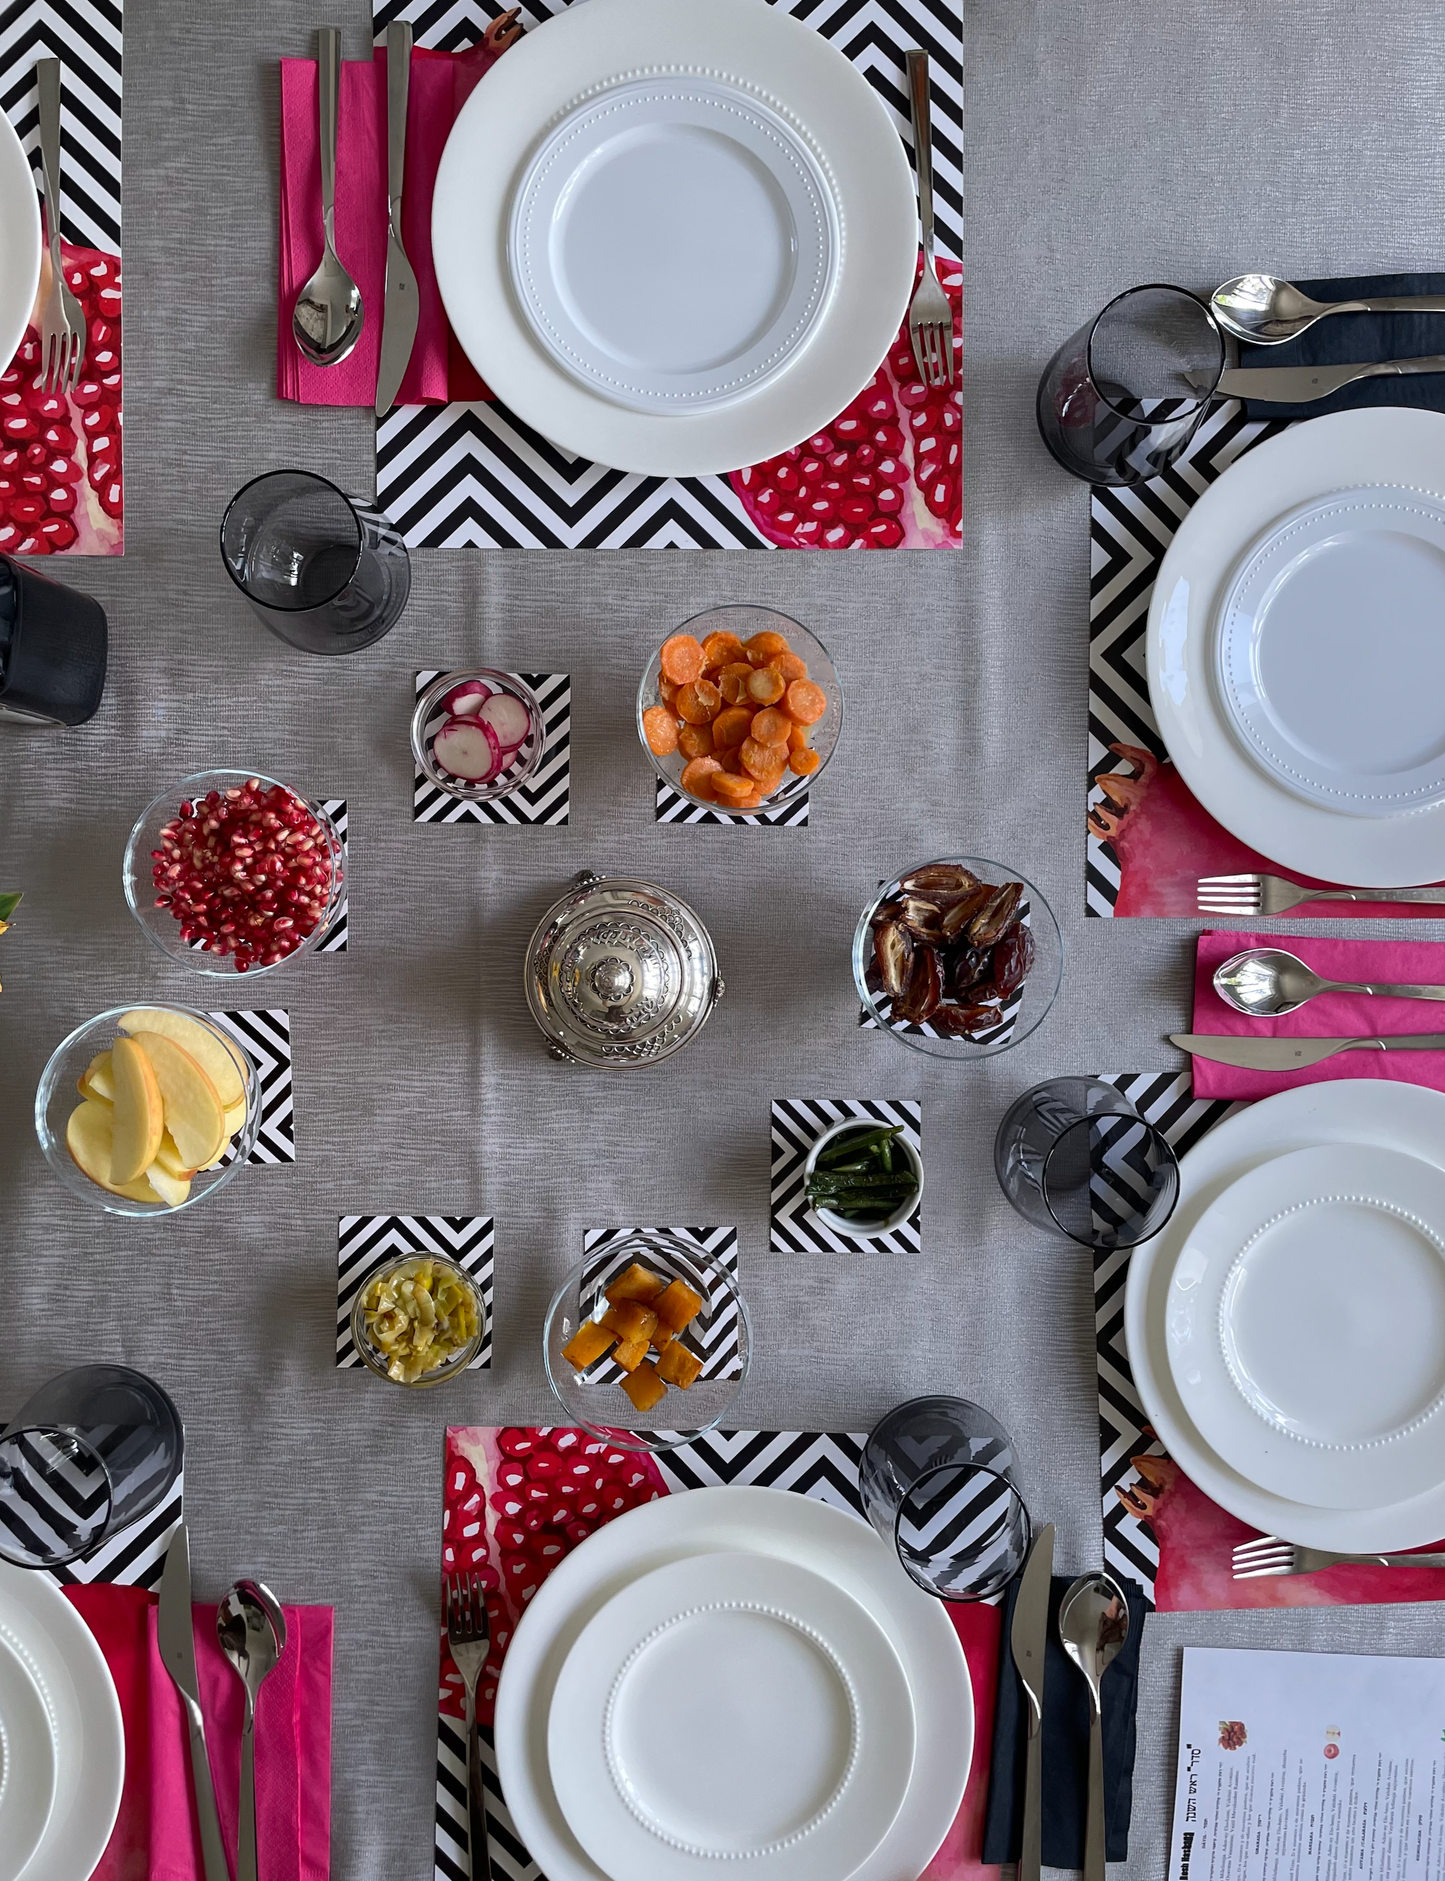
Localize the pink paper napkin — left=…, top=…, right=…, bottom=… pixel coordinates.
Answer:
left=1190, top=928, right=1445, bottom=1099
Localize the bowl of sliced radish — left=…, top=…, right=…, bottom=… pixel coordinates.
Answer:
left=411, top=670, right=545, bottom=803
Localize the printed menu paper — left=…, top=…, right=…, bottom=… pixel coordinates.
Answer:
left=1169, top=1647, right=1445, bottom=1880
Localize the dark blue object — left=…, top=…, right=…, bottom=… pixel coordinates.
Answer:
left=0, top=553, right=107, bottom=726
left=1237, top=271, right=1445, bottom=420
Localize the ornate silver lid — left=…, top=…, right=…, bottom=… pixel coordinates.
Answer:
left=524, top=872, right=724, bottom=1066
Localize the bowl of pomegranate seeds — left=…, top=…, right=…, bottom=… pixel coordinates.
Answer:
left=122, top=771, right=344, bottom=976
left=411, top=670, right=545, bottom=804
left=854, top=857, right=1063, bottom=1060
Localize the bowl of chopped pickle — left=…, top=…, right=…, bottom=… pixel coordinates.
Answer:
left=351, top=1254, right=485, bottom=1387
left=804, top=1119, right=924, bottom=1239
left=543, top=1231, right=751, bottom=1452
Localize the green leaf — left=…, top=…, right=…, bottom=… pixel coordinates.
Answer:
left=0, top=892, right=21, bottom=923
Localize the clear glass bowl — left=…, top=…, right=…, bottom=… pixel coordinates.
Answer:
left=122, top=769, right=344, bottom=977
left=543, top=1230, right=752, bottom=1452
left=803, top=1118, right=925, bottom=1239
left=411, top=669, right=545, bottom=804
left=853, top=857, right=1064, bottom=1061
left=636, top=605, right=842, bottom=814
left=350, top=1253, right=485, bottom=1388
left=35, top=1004, right=261, bottom=1216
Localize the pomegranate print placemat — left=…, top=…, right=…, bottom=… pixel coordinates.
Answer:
left=0, top=4, right=124, bottom=555
left=372, top=0, right=962, bottom=550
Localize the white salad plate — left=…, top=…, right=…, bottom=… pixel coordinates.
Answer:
left=0, top=1625, right=57, bottom=1881
left=548, top=1552, right=915, bottom=1881
left=1213, top=488, right=1445, bottom=815
left=433, top=0, right=917, bottom=476
left=1146, top=406, right=1445, bottom=885
left=0, top=1560, right=124, bottom=1881
left=1165, top=1143, right=1445, bottom=1509
left=1126, top=1078, right=1445, bottom=1550
left=508, top=78, right=839, bottom=414
left=496, top=1486, right=971, bottom=1881
left=0, top=106, right=41, bottom=381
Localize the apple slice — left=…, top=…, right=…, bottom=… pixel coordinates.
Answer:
left=66, top=1099, right=163, bottom=1203
left=79, top=1050, right=116, bottom=1103
left=119, top=1008, right=245, bottom=1110
left=111, top=1036, right=166, bottom=1183
left=144, top=1162, right=192, bottom=1208
left=153, top=1130, right=198, bottom=1181
left=131, top=1032, right=226, bottom=1169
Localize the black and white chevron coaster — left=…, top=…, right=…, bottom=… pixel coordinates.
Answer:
left=655, top=779, right=810, bottom=827
left=337, top=1216, right=494, bottom=1370
left=579, top=1227, right=742, bottom=1383
left=414, top=671, right=570, bottom=824
left=373, top=0, right=962, bottom=552
left=0, top=0, right=122, bottom=253
left=210, top=1009, right=295, bottom=1164
left=770, top=1098, right=922, bottom=1255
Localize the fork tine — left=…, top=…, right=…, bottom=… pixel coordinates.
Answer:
left=945, top=325, right=956, bottom=385
left=1231, top=1534, right=1287, bottom=1560
left=926, top=323, right=945, bottom=387
left=1197, top=874, right=1261, bottom=888
left=67, top=327, right=83, bottom=394
left=39, top=331, right=55, bottom=393
left=909, top=326, right=928, bottom=385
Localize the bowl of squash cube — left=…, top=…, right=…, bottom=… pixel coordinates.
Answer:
left=351, top=1254, right=484, bottom=1387
left=637, top=605, right=841, bottom=813
left=543, top=1232, right=752, bottom=1452
left=34, top=1005, right=261, bottom=1216
left=803, top=1119, right=924, bottom=1239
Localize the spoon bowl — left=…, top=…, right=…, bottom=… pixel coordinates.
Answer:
left=1213, top=945, right=1445, bottom=1016
left=1212, top=272, right=1445, bottom=346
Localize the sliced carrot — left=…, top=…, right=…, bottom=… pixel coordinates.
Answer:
left=701, top=630, right=746, bottom=673
left=750, top=707, right=792, bottom=746
left=659, top=634, right=705, bottom=685
left=745, top=630, right=790, bottom=666
left=784, top=678, right=827, bottom=725
left=675, top=679, right=722, bottom=724
left=733, top=783, right=765, bottom=808
left=788, top=721, right=811, bottom=752
left=711, top=771, right=756, bottom=805
left=746, top=666, right=785, bottom=705
left=742, top=736, right=789, bottom=781
left=679, top=755, right=723, bottom=800
left=718, top=746, right=746, bottom=774
left=718, top=662, right=754, bottom=705
left=789, top=746, right=822, bottom=777
left=713, top=705, right=752, bottom=748
left=642, top=705, right=681, bottom=755
left=677, top=722, right=714, bottom=760
left=767, top=650, right=808, bottom=684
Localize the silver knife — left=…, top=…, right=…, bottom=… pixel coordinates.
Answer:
left=1189, top=356, right=1445, bottom=404
left=159, top=1526, right=231, bottom=1881
left=374, top=19, right=419, bottom=416
left=1172, top=1032, right=1445, bottom=1070
left=1010, top=1522, right=1055, bottom=1881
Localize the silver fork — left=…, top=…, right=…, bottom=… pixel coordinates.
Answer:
left=445, top=1571, right=494, bottom=1881
left=904, top=50, right=954, bottom=388
left=1232, top=1535, right=1445, bottom=1579
left=1198, top=872, right=1445, bottom=917
left=34, top=59, right=85, bottom=396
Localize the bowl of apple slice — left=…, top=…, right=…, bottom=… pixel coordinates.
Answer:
left=35, top=1005, right=260, bottom=1215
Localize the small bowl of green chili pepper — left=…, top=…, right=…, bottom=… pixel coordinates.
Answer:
left=803, top=1118, right=924, bottom=1239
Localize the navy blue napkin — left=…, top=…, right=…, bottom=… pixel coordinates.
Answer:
left=981, top=1574, right=1151, bottom=1867
left=1236, top=271, right=1445, bottom=421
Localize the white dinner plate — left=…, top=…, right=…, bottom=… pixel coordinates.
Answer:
left=1165, top=1143, right=1445, bottom=1509
left=1146, top=407, right=1445, bottom=885
left=495, top=1486, right=971, bottom=1881
left=549, top=1552, right=914, bottom=1881
left=508, top=78, right=839, bottom=413
left=1214, top=488, right=1445, bottom=815
left=0, top=1561, right=124, bottom=1881
left=0, top=1626, right=56, bottom=1881
left=0, top=107, right=41, bottom=379
left=1126, top=1078, right=1445, bottom=1550
left=433, top=0, right=917, bottom=476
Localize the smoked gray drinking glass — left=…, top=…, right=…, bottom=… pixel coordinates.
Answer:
left=1036, top=284, right=1224, bottom=486
left=0, top=1364, right=183, bottom=1568
left=220, top=469, right=411, bottom=654
left=994, top=1075, right=1181, bottom=1250
left=860, top=1396, right=1031, bottom=1601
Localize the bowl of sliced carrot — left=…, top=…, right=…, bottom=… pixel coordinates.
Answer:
left=637, top=605, right=842, bottom=815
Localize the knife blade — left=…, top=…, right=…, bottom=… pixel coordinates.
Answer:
left=159, top=1526, right=231, bottom=1881
left=1009, top=1522, right=1054, bottom=1881
left=374, top=19, right=419, bottom=417
left=1171, top=1032, right=1445, bottom=1070
left=1189, top=356, right=1445, bottom=404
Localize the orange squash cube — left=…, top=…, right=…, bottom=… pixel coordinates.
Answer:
left=654, top=1280, right=704, bottom=1334
left=601, top=1300, right=660, bottom=1345
left=612, top=1335, right=651, bottom=1373
left=561, top=1321, right=617, bottom=1371
left=620, top=1361, right=668, bottom=1415
left=655, top=1342, right=703, bottom=1389
left=605, top=1263, right=668, bottom=1306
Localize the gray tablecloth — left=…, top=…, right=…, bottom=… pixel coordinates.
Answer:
left=4, top=1, right=1445, bottom=1875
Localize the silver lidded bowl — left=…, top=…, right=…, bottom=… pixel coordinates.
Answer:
left=524, top=872, right=723, bottom=1066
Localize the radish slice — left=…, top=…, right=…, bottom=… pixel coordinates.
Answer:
left=433, top=717, right=501, bottom=782
left=442, top=680, right=492, bottom=717
left=477, top=692, right=532, bottom=748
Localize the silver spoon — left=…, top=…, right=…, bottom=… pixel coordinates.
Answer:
left=1211, top=273, right=1445, bottom=346
left=1059, top=1572, right=1130, bottom=1881
left=217, top=1581, right=287, bottom=1881
left=1213, top=946, right=1445, bottom=1018
left=292, top=27, right=364, bottom=367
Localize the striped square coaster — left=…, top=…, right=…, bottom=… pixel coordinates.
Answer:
left=211, top=1010, right=294, bottom=1164
left=579, top=1226, right=742, bottom=1383
left=336, top=1215, right=495, bottom=1370
left=414, top=671, right=570, bottom=824
left=655, top=780, right=810, bottom=826
left=771, top=1098, right=923, bottom=1254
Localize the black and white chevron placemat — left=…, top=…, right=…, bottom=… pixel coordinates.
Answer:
left=579, top=1226, right=741, bottom=1383
left=656, top=779, right=810, bottom=827
left=373, top=0, right=962, bottom=551
left=770, top=1098, right=922, bottom=1255
left=337, top=1215, right=495, bottom=1369
left=0, top=0, right=121, bottom=257
left=211, top=1009, right=295, bottom=1164
left=414, top=672, right=570, bottom=824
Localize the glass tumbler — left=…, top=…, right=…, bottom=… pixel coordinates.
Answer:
left=1036, top=285, right=1224, bottom=486
left=0, top=1364, right=183, bottom=1568
left=994, top=1076, right=1181, bottom=1250
left=860, top=1396, right=1031, bottom=1601
left=219, top=469, right=411, bottom=654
